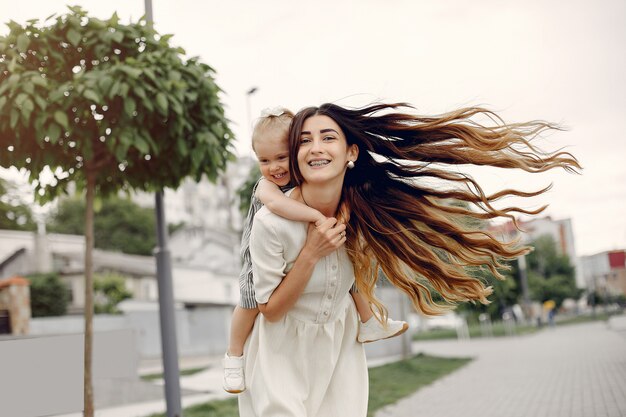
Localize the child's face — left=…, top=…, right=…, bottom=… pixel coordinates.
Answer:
left=254, top=132, right=291, bottom=187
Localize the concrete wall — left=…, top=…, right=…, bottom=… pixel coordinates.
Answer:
left=29, top=305, right=232, bottom=358
left=0, top=329, right=137, bottom=417
left=26, top=286, right=414, bottom=362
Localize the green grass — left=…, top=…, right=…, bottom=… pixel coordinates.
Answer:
left=555, top=312, right=611, bottom=326
left=145, top=354, right=471, bottom=417
left=412, top=327, right=459, bottom=341
left=146, top=398, right=238, bottom=417
left=413, top=321, right=537, bottom=341
left=367, top=353, right=471, bottom=416
left=413, top=312, right=618, bottom=342
left=140, top=366, right=208, bottom=381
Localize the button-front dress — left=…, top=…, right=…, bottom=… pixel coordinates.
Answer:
left=238, top=205, right=368, bottom=417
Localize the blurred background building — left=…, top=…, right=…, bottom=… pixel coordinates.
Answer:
left=581, top=249, right=626, bottom=299
left=130, top=156, right=255, bottom=231
left=489, top=216, right=584, bottom=288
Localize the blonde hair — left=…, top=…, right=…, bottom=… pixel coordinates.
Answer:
left=251, top=107, right=294, bottom=150
left=289, top=103, right=581, bottom=320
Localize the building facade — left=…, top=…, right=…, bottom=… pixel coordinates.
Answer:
left=581, top=249, right=626, bottom=298
left=131, top=156, right=255, bottom=231
left=488, top=216, right=584, bottom=288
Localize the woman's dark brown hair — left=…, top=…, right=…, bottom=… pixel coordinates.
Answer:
left=288, top=103, right=581, bottom=318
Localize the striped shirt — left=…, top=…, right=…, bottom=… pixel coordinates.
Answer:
left=238, top=178, right=292, bottom=308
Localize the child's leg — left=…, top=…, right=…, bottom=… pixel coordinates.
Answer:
left=350, top=290, right=373, bottom=323
left=350, top=289, right=409, bottom=343
left=228, top=305, right=259, bottom=357
left=224, top=305, right=258, bottom=393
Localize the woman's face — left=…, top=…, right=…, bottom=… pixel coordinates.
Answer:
left=297, top=115, right=358, bottom=185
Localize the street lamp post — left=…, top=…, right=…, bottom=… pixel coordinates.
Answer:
left=246, top=87, right=258, bottom=139
left=145, top=1, right=183, bottom=416
left=518, top=253, right=531, bottom=324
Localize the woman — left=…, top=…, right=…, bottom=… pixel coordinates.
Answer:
left=238, top=111, right=366, bottom=416
left=240, top=103, right=580, bottom=416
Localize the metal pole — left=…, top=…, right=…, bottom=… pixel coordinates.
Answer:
left=144, top=0, right=153, bottom=22
left=246, top=87, right=258, bottom=140
left=154, top=193, right=182, bottom=417
left=146, top=1, right=183, bottom=416
left=590, top=275, right=596, bottom=318
left=518, top=254, right=531, bottom=324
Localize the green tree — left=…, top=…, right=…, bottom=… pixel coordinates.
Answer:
left=0, top=8, right=234, bottom=415
left=94, top=272, right=132, bottom=314
left=438, top=200, right=521, bottom=321
left=457, top=265, right=518, bottom=321
left=525, top=234, right=581, bottom=307
left=27, top=273, right=69, bottom=317
left=0, top=177, right=36, bottom=231
left=237, top=165, right=261, bottom=215
left=46, top=196, right=85, bottom=235
left=48, top=195, right=157, bottom=255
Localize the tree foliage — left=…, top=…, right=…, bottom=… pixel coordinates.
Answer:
left=0, top=6, right=235, bottom=201
left=0, top=177, right=36, bottom=230
left=237, top=165, right=261, bottom=215
left=525, top=234, right=581, bottom=307
left=27, top=272, right=69, bottom=317
left=457, top=265, right=518, bottom=321
left=48, top=195, right=157, bottom=255
left=459, top=234, right=580, bottom=319
left=94, top=272, right=132, bottom=314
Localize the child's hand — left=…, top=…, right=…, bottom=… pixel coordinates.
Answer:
left=314, top=216, right=327, bottom=228
left=304, top=218, right=347, bottom=261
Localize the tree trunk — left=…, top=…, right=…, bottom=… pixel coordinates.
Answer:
left=84, top=170, right=95, bottom=417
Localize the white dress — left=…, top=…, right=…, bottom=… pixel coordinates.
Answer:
left=238, top=206, right=368, bottom=417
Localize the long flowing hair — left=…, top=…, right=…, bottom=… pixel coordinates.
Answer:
left=288, top=103, right=581, bottom=318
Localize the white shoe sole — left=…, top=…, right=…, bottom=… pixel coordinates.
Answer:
left=360, top=321, right=409, bottom=343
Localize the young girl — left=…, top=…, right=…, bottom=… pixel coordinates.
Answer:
left=223, top=107, right=407, bottom=394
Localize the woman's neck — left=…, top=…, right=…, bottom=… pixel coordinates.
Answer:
left=300, top=182, right=342, bottom=218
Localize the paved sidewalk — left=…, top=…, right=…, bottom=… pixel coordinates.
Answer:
left=55, top=345, right=405, bottom=417
left=376, top=321, right=626, bottom=417
left=55, top=354, right=229, bottom=417
left=55, top=320, right=626, bottom=417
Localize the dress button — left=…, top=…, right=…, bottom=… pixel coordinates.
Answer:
left=332, top=265, right=337, bottom=271
left=323, top=311, right=329, bottom=316
left=327, top=295, right=332, bottom=299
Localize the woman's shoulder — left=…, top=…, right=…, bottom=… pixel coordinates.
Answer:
left=254, top=206, right=302, bottom=227
left=253, top=207, right=308, bottom=243
left=251, top=208, right=308, bottom=255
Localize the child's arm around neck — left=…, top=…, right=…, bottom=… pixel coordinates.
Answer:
left=256, top=178, right=325, bottom=225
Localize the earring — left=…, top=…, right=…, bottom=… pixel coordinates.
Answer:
left=347, top=160, right=355, bottom=169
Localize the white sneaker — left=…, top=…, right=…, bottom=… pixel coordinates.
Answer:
left=358, top=316, right=409, bottom=343
left=223, top=353, right=245, bottom=394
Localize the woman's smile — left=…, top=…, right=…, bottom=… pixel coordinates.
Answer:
left=307, top=158, right=331, bottom=168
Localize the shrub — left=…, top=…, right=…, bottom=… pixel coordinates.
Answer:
left=27, top=273, right=69, bottom=317
left=94, top=272, right=132, bottom=314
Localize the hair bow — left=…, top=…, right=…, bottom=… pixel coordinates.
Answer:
left=260, top=107, right=286, bottom=118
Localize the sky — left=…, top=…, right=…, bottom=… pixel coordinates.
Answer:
left=1, top=0, right=625, bottom=257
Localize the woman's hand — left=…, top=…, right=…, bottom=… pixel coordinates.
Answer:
left=302, top=217, right=347, bottom=262
left=256, top=217, right=346, bottom=322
